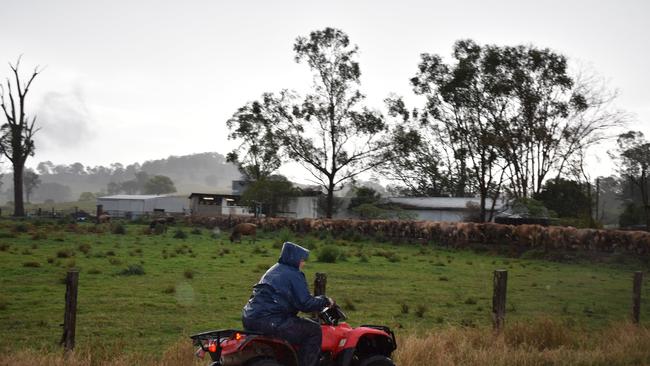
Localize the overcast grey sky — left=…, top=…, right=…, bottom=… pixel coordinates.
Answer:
left=1, top=0, right=648, bottom=182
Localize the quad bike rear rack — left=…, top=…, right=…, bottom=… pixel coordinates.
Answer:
left=190, top=329, right=264, bottom=364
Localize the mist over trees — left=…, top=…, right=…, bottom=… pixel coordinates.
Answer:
left=611, top=131, right=650, bottom=230
left=0, top=152, right=240, bottom=204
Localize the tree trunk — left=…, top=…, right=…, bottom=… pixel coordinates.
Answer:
left=13, top=163, right=25, bottom=217
left=479, top=192, right=487, bottom=223
left=325, top=181, right=335, bottom=219
left=642, top=172, right=650, bottom=232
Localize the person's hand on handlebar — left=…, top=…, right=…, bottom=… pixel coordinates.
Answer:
left=327, top=297, right=335, bottom=307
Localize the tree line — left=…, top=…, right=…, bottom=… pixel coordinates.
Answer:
left=226, top=28, right=631, bottom=223
left=2, top=29, right=645, bottom=228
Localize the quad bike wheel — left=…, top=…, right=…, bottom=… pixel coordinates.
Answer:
left=358, top=355, right=396, bottom=366
left=246, top=358, right=282, bottom=366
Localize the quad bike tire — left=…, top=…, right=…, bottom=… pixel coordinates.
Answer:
left=246, top=358, right=282, bottom=366
left=358, top=355, right=396, bottom=366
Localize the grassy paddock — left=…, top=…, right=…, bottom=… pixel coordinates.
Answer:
left=2, top=318, right=650, bottom=365
left=0, top=219, right=649, bottom=360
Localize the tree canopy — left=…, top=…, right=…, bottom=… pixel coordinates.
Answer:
left=226, top=28, right=392, bottom=218
left=387, top=39, right=622, bottom=221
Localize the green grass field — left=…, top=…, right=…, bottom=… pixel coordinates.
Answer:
left=1, top=219, right=649, bottom=356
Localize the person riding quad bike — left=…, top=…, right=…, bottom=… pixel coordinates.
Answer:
left=242, top=242, right=333, bottom=366
left=190, top=241, right=397, bottom=366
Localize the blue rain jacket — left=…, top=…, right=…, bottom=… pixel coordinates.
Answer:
left=242, top=242, right=329, bottom=322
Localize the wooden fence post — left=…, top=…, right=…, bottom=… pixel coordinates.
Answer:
left=314, top=272, right=327, bottom=297
left=312, top=273, right=327, bottom=320
left=96, top=205, right=103, bottom=224
left=492, top=269, right=508, bottom=332
left=61, top=270, right=79, bottom=353
left=633, top=271, right=643, bottom=324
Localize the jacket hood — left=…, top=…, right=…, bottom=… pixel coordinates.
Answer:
left=278, top=241, right=309, bottom=268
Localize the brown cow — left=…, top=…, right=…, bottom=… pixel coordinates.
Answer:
left=230, top=223, right=257, bottom=243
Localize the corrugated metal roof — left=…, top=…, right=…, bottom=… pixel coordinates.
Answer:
left=386, top=197, right=504, bottom=210
left=98, top=195, right=164, bottom=200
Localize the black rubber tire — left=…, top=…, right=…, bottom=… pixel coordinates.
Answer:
left=246, top=358, right=283, bottom=366
left=359, top=355, right=396, bottom=366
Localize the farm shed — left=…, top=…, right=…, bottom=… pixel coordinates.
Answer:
left=188, top=193, right=251, bottom=216
left=277, top=196, right=320, bottom=219
left=97, top=195, right=189, bottom=218
left=386, top=197, right=505, bottom=222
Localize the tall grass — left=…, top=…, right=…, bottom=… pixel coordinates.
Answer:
left=394, top=318, right=650, bottom=366
left=2, top=319, right=650, bottom=365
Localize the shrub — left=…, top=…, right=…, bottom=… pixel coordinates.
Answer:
left=105, top=250, right=116, bottom=256
left=13, top=223, right=29, bottom=233
left=88, top=268, right=101, bottom=275
left=338, top=251, right=349, bottom=262
left=162, top=285, right=175, bottom=294
left=184, top=269, right=195, bottom=279
left=111, top=223, right=126, bottom=235
left=358, top=253, right=369, bottom=263
left=415, top=304, right=427, bottom=318
left=464, top=297, right=477, bottom=305
left=318, top=246, right=340, bottom=263
left=191, top=228, right=202, bottom=235
left=23, top=261, right=41, bottom=268
left=31, top=231, right=47, bottom=240
left=152, top=223, right=166, bottom=235
left=56, top=249, right=75, bottom=258
left=400, top=303, right=409, bottom=314
left=109, top=258, right=122, bottom=266
left=78, top=243, right=92, bottom=254
left=278, top=227, right=292, bottom=243
left=119, top=264, right=145, bottom=276
left=0, top=243, right=9, bottom=251
left=0, top=232, right=16, bottom=239
left=173, top=229, right=188, bottom=239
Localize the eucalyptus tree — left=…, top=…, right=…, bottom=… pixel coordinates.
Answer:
left=390, top=40, right=622, bottom=221
left=226, top=28, right=392, bottom=218
left=226, top=93, right=284, bottom=181
left=382, top=98, right=473, bottom=198
left=612, top=131, right=650, bottom=230
left=407, top=40, right=510, bottom=221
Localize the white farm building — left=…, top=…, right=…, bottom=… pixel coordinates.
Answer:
left=386, top=197, right=505, bottom=222
left=97, top=195, right=189, bottom=218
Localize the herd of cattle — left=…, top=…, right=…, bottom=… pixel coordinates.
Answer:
left=185, top=216, right=650, bottom=255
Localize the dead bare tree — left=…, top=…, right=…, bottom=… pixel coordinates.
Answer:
left=0, top=57, right=41, bottom=216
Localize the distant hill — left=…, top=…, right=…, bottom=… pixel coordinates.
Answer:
left=0, top=152, right=242, bottom=204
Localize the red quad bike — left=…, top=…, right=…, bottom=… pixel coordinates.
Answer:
left=190, top=305, right=397, bottom=366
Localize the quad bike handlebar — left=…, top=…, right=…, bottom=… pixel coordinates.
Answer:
left=318, top=304, right=347, bottom=325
